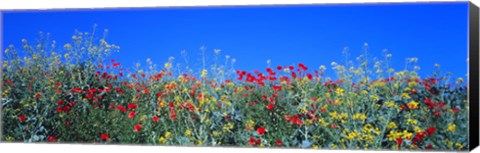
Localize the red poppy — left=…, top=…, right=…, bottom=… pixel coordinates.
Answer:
left=249, top=137, right=256, bottom=145
left=63, top=106, right=71, bottom=112
left=330, top=123, right=338, bottom=129
left=426, top=127, right=436, bottom=136
left=425, top=144, right=433, bottom=149
left=56, top=106, right=63, bottom=113
left=170, top=110, right=177, bottom=120
left=272, top=85, right=282, bottom=91
left=69, top=101, right=76, bottom=107
left=257, top=126, right=266, bottom=135
left=128, top=111, right=136, bottom=119
left=116, top=105, right=127, bottom=113
left=152, top=116, right=159, bottom=122
left=452, top=108, right=460, bottom=113
left=288, top=66, right=294, bottom=70
left=101, top=133, right=110, bottom=141
left=113, top=63, right=121, bottom=67
left=267, top=104, right=275, bottom=110
left=307, top=73, right=313, bottom=80
left=396, top=138, right=403, bottom=149
left=35, top=93, right=41, bottom=99
left=71, top=88, right=83, bottom=93
left=134, top=124, right=142, bottom=132
left=276, top=66, right=283, bottom=70
left=66, top=120, right=71, bottom=127
left=86, top=93, right=94, bottom=100
left=437, top=102, right=445, bottom=108
left=48, top=136, right=57, bottom=142
left=276, top=139, right=283, bottom=146
left=18, top=115, right=26, bottom=122
left=128, top=103, right=137, bottom=110
left=434, top=110, right=441, bottom=116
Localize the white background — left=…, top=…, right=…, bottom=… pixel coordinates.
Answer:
left=0, top=0, right=478, bottom=153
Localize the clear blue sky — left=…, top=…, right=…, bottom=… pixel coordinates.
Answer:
left=2, top=2, right=469, bottom=80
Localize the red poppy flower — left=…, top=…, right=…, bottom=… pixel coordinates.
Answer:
left=426, top=127, right=436, bottom=136
left=101, top=133, right=110, bottom=141
left=249, top=137, right=256, bottom=146
left=71, top=88, right=83, bottom=93
left=425, top=144, right=433, bottom=149
left=128, top=111, right=136, bottom=119
left=116, top=105, right=127, bottom=113
left=307, top=73, right=313, bottom=80
left=288, top=66, right=294, bottom=70
left=257, top=126, right=266, bottom=135
left=267, top=104, right=275, bottom=110
left=152, top=116, right=159, bottom=122
left=276, top=66, right=283, bottom=71
left=437, top=102, right=445, bottom=108
left=396, top=138, right=403, bottom=149
left=452, top=108, right=460, bottom=113
left=62, top=105, right=71, bottom=112
left=35, top=93, right=41, bottom=99
left=69, top=101, right=76, bottom=107
left=113, top=63, right=121, bottom=67
left=18, top=115, right=26, bottom=122
left=48, top=136, right=57, bottom=142
left=134, top=124, right=142, bottom=132
left=128, top=103, right=137, bottom=110
left=170, top=110, right=177, bottom=120
left=272, top=85, right=282, bottom=91
left=86, top=93, right=94, bottom=100
left=56, top=106, right=63, bottom=113
left=66, top=120, right=71, bottom=127
left=330, top=123, right=338, bottom=129
left=276, top=139, right=282, bottom=146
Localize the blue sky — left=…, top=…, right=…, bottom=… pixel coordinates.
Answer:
left=2, top=2, right=469, bottom=80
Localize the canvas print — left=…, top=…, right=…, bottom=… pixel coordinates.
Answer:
left=0, top=2, right=476, bottom=151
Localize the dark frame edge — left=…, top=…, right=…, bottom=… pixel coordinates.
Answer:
left=469, top=1, right=480, bottom=151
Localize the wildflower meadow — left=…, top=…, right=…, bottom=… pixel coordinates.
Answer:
left=1, top=29, right=469, bottom=151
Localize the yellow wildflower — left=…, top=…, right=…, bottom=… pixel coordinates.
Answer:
left=447, top=124, right=456, bottom=132
left=387, top=122, right=397, bottom=129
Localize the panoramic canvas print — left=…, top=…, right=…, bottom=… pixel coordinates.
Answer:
left=0, top=2, right=473, bottom=151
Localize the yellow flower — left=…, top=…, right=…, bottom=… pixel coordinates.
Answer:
left=406, top=118, right=418, bottom=125
left=387, top=122, right=397, bottom=129
left=335, top=88, right=344, bottom=95
left=447, top=124, right=456, bottom=132
left=407, top=100, right=419, bottom=109
left=5, top=136, right=14, bottom=141
left=353, top=113, right=367, bottom=121
left=346, top=130, right=361, bottom=140
left=402, top=130, right=413, bottom=140
left=385, top=101, right=394, bottom=107
left=201, top=69, right=208, bottom=78
left=212, top=131, right=220, bottom=137
left=455, top=142, right=463, bottom=149
left=164, top=62, right=172, bottom=69
left=184, top=129, right=192, bottom=136
left=159, top=137, right=166, bottom=144
left=402, top=93, right=411, bottom=99
left=387, top=130, right=403, bottom=141
left=165, top=131, right=171, bottom=138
